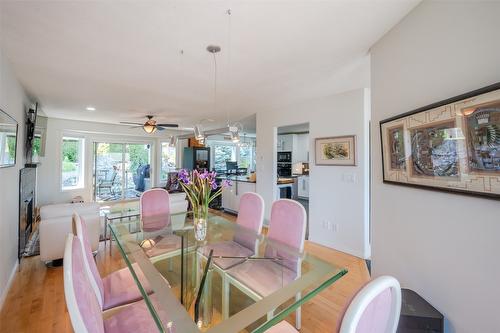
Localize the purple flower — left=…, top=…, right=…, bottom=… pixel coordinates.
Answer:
left=178, top=169, right=190, bottom=184
left=199, top=170, right=209, bottom=179
left=210, top=179, right=218, bottom=190
left=222, top=179, right=232, bottom=188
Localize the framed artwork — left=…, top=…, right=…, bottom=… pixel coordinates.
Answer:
left=315, top=135, right=356, bottom=166
left=380, top=82, right=500, bottom=199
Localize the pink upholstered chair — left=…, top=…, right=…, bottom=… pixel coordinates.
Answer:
left=63, top=234, right=170, bottom=333
left=200, top=192, right=265, bottom=270
left=73, top=213, right=153, bottom=311
left=197, top=192, right=265, bottom=319
left=264, top=276, right=402, bottom=333
left=139, top=188, right=182, bottom=264
left=225, top=199, right=307, bottom=327
left=236, top=192, right=265, bottom=233
left=140, top=188, right=171, bottom=232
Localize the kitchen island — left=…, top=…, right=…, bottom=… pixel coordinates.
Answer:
left=217, top=175, right=256, bottom=214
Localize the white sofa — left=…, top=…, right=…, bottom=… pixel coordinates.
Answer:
left=39, top=192, right=188, bottom=263
left=169, top=191, right=189, bottom=214
left=39, top=202, right=101, bottom=262
left=168, top=192, right=189, bottom=230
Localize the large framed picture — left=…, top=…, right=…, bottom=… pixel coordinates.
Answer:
left=315, top=135, right=356, bottom=166
left=380, top=82, right=500, bottom=199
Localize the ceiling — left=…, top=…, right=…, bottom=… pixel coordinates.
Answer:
left=0, top=0, right=419, bottom=130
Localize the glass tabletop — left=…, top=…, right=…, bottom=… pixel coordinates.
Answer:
left=109, top=212, right=347, bottom=333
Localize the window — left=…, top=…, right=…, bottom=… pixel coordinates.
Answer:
left=238, top=145, right=253, bottom=169
left=31, top=134, right=42, bottom=163
left=208, top=139, right=256, bottom=172
left=213, top=143, right=236, bottom=171
left=160, top=142, right=176, bottom=180
left=61, top=137, right=85, bottom=190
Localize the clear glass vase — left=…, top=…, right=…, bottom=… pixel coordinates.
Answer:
left=193, top=204, right=208, bottom=241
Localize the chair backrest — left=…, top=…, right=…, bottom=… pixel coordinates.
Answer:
left=140, top=188, right=171, bottom=231
left=233, top=192, right=265, bottom=251
left=267, top=199, right=307, bottom=273
left=268, top=199, right=306, bottom=251
left=236, top=192, right=265, bottom=233
left=73, top=213, right=105, bottom=309
left=339, top=276, right=402, bottom=333
left=63, top=234, right=105, bottom=333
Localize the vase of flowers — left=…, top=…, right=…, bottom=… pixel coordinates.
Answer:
left=178, top=169, right=231, bottom=241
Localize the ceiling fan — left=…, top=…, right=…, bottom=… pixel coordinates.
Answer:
left=120, top=115, right=179, bottom=134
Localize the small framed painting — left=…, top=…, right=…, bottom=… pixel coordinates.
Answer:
left=380, top=81, right=500, bottom=199
left=315, top=135, right=356, bottom=166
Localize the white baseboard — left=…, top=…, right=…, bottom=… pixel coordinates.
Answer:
left=0, top=261, right=19, bottom=311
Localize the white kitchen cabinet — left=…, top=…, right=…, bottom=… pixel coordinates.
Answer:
left=297, top=175, right=309, bottom=198
left=277, top=134, right=295, bottom=152
left=221, top=180, right=257, bottom=213
left=293, top=133, right=309, bottom=163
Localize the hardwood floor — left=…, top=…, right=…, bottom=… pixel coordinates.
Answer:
left=0, top=213, right=369, bottom=333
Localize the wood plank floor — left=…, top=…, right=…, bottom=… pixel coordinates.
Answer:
left=0, top=213, right=369, bottom=333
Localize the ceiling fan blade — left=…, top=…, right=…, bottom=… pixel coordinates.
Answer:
left=156, top=126, right=165, bottom=131
left=157, top=123, right=179, bottom=128
left=120, top=121, right=143, bottom=125
left=129, top=125, right=143, bottom=129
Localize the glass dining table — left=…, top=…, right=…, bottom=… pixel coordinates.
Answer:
left=109, top=211, right=347, bottom=333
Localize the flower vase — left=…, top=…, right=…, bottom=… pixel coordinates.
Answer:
left=193, top=205, right=208, bottom=241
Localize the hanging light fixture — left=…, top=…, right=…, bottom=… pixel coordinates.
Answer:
left=196, top=44, right=221, bottom=144
left=194, top=125, right=204, bottom=141
left=230, top=131, right=240, bottom=143
left=169, top=135, right=177, bottom=147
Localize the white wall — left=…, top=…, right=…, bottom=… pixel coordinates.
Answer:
left=0, top=49, right=30, bottom=308
left=37, top=117, right=182, bottom=205
left=256, top=87, right=371, bottom=258
left=371, top=2, right=500, bottom=332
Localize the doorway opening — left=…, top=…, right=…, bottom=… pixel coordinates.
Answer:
left=275, top=122, right=310, bottom=239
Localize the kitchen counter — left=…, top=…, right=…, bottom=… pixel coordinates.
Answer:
left=277, top=177, right=295, bottom=185
left=217, top=175, right=256, bottom=183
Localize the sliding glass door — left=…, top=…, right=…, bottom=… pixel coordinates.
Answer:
left=93, top=142, right=152, bottom=201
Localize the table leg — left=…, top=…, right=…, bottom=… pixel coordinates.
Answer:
left=222, top=273, right=230, bottom=319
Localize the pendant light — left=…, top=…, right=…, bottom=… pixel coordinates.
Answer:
left=199, top=44, right=221, bottom=144
left=168, top=135, right=177, bottom=147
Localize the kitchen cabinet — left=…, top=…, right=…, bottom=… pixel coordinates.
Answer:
left=222, top=180, right=256, bottom=213
left=294, top=134, right=309, bottom=163
left=183, top=147, right=210, bottom=171
left=297, top=175, right=309, bottom=198
left=277, top=134, right=294, bottom=152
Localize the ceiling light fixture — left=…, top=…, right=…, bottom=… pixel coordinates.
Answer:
left=86, top=106, right=96, bottom=111
left=143, top=121, right=157, bottom=134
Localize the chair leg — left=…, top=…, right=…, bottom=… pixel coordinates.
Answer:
left=295, top=293, right=301, bottom=330
left=222, top=274, right=230, bottom=319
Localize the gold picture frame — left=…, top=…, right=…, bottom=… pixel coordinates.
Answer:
left=315, top=135, right=356, bottom=166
